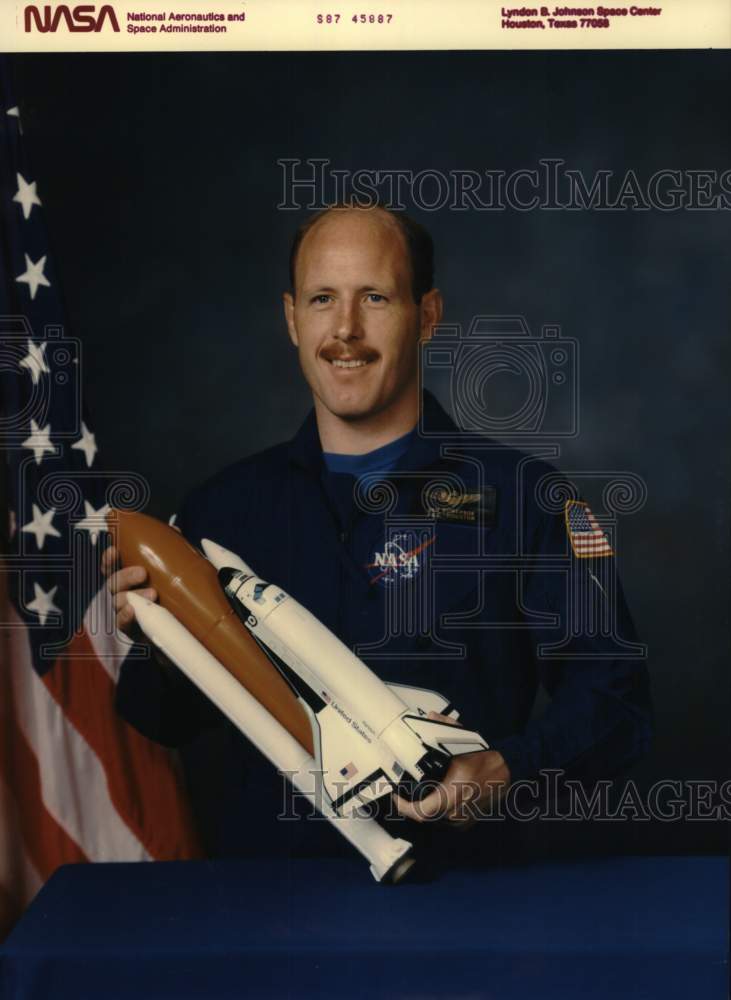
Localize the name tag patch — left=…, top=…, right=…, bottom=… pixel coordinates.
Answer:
left=424, top=486, right=497, bottom=527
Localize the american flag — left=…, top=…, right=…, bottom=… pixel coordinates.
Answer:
left=339, top=762, right=358, bottom=779
left=0, top=59, right=199, bottom=938
left=565, top=500, right=613, bottom=559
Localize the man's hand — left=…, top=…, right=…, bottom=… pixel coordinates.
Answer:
left=393, top=712, right=511, bottom=828
left=101, top=544, right=157, bottom=638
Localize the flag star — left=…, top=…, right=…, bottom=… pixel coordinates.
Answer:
left=27, top=581, right=61, bottom=627
left=13, top=173, right=42, bottom=220
left=75, top=500, right=110, bottom=546
left=15, top=253, right=51, bottom=300
left=6, top=105, right=22, bottom=134
left=19, top=339, right=50, bottom=384
left=22, top=418, right=55, bottom=465
left=71, top=421, right=97, bottom=468
left=21, top=504, right=61, bottom=550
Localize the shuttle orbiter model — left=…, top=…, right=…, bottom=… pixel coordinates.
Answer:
left=206, top=539, right=489, bottom=817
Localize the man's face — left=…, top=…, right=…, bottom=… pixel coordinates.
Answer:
left=283, top=210, right=440, bottom=425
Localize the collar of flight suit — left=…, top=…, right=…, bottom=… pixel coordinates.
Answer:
left=286, top=389, right=457, bottom=477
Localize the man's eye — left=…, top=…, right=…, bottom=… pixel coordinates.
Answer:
left=311, top=294, right=331, bottom=304
left=366, top=293, right=386, bottom=303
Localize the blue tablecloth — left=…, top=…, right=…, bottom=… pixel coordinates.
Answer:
left=1, top=856, right=727, bottom=999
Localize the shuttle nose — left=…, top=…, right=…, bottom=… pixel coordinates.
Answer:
left=201, top=538, right=256, bottom=576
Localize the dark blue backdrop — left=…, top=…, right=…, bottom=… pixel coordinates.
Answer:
left=10, top=51, right=729, bottom=855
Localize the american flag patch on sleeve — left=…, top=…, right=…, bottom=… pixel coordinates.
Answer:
left=565, top=500, right=614, bottom=559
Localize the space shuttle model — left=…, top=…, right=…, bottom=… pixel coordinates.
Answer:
left=108, top=510, right=488, bottom=883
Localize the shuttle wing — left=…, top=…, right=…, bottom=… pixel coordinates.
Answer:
left=402, top=715, right=489, bottom=758
left=384, top=682, right=460, bottom=721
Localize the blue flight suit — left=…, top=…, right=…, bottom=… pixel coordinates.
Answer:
left=116, top=391, right=652, bottom=863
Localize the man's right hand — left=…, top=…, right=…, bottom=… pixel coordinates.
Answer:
left=101, top=544, right=158, bottom=638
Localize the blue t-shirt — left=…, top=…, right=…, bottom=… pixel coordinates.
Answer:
left=322, top=429, right=416, bottom=476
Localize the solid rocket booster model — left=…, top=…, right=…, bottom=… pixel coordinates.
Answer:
left=109, top=510, right=489, bottom=881
left=205, top=540, right=489, bottom=817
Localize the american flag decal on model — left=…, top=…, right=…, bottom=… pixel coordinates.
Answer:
left=340, top=762, right=358, bottom=779
left=565, top=500, right=613, bottom=559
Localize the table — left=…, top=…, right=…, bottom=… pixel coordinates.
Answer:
left=1, top=856, right=726, bottom=999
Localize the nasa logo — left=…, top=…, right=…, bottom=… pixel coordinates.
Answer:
left=24, top=4, right=121, bottom=32
left=365, top=533, right=435, bottom=587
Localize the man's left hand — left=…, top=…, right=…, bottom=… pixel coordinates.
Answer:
left=393, top=712, right=511, bottom=828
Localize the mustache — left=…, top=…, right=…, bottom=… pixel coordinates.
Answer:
left=320, top=345, right=380, bottom=363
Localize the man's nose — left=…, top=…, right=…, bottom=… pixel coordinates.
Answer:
left=334, top=299, right=363, bottom=341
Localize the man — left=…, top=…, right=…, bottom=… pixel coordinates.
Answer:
left=105, top=204, right=652, bottom=862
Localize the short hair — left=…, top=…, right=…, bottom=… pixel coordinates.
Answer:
left=288, top=203, right=435, bottom=303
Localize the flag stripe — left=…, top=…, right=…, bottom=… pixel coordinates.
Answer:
left=82, top=585, right=134, bottom=683
left=42, top=627, right=200, bottom=861
left=0, top=687, right=88, bottom=878
left=0, top=774, right=44, bottom=932
left=0, top=882, right=20, bottom=942
left=8, top=613, right=151, bottom=862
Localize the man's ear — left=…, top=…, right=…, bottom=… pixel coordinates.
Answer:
left=283, top=291, right=299, bottom=347
left=419, top=288, right=443, bottom=342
